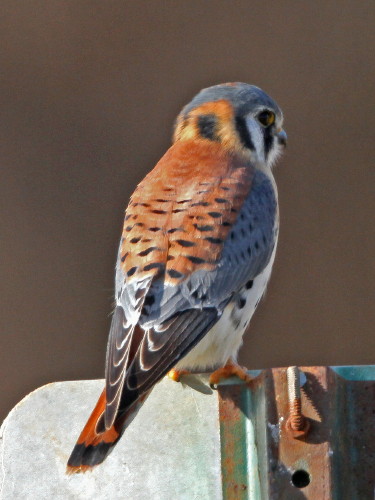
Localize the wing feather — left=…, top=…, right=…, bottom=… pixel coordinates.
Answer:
left=104, top=307, right=133, bottom=427
left=105, top=307, right=218, bottom=426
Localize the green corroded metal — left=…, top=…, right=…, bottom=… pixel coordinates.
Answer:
left=218, top=370, right=269, bottom=500
left=329, top=366, right=375, bottom=500
left=332, top=364, right=375, bottom=381
left=219, top=382, right=262, bottom=500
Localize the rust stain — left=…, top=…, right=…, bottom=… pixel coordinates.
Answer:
left=216, top=366, right=375, bottom=498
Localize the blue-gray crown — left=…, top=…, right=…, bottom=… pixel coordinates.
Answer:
left=181, top=82, right=281, bottom=118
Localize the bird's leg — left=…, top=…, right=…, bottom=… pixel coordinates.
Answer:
left=167, top=368, right=190, bottom=382
left=209, top=359, right=252, bottom=389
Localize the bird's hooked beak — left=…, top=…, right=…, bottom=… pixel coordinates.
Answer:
left=277, top=129, right=287, bottom=148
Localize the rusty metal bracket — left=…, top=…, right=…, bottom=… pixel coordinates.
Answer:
left=217, top=365, right=375, bottom=499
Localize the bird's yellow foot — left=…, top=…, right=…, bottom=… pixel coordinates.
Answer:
left=209, top=361, right=252, bottom=389
left=167, top=368, right=190, bottom=382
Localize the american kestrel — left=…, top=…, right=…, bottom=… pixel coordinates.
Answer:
left=67, top=82, right=286, bottom=472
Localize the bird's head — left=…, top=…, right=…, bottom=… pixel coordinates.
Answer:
left=173, top=82, right=286, bottom=169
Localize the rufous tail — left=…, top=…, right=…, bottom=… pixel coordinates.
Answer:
left=66, top=389, right=122, bottom=473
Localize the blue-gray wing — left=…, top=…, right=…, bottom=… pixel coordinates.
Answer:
left=105, top=169, right=278, bottom=428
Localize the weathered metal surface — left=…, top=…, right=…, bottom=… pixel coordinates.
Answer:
left=218, top=366, right=375, bottom=500
left=0, top=377, right=223, bottom=499
left=274, top=366, right=333, bottom=499
left=1, top=367, right=374, bottom=499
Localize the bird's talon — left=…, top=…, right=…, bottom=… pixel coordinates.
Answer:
left=209, top=361, right=252, bottom=387
left=167, top=368, right=190, bottom=382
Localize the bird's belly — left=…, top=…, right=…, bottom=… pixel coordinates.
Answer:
left=175, top=253, right=275, bottom=372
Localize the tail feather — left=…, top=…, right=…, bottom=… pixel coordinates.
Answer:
left=67, top=389, right=121, bottom=473
left=66, top=388, right=150, bottom=473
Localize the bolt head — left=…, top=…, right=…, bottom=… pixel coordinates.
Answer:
left=285, top=418, right=310, bottom=438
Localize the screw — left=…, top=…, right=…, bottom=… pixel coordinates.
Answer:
left=286, top=366, right=310, bottom=438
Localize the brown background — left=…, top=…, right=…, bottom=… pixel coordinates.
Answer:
left=1, top=2, right=374, bottom=422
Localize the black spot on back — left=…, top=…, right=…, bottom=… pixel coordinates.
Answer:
left=193, top=224, right=214, bottom=232
left=127, top=266, right=137, bottom=277
left=208, top=212, right=222, bottom=219
left=121, top=252, right=128, bottom=263
left=246, top=280, right=253, bottom=289
left=143, top=263, right=165, bottom=272
left=205, top=237, right=223, bottom=244
left=176, top=239, right=195, bottom=247
left=191, top=201, right=209, bottom=207
left=150, top=209, right=167, bottom=214
left=167, top=269, right=184, bottom=279
left=138, top=247, right=158, bottom=256
left=186, top=255, right=206, bottom=264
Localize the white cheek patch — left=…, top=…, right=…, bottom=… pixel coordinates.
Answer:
left=267, top=143, right=283, bottom=168
left=245, top=117, right=265, bottom=163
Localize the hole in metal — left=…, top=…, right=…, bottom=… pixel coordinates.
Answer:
left=291, top=469, right=310, bottom=488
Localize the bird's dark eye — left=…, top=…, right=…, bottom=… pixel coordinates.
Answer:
left=257, top=110, right=275, bottom=127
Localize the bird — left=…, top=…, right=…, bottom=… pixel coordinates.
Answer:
left=67, top=82, right=286, bottom=472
